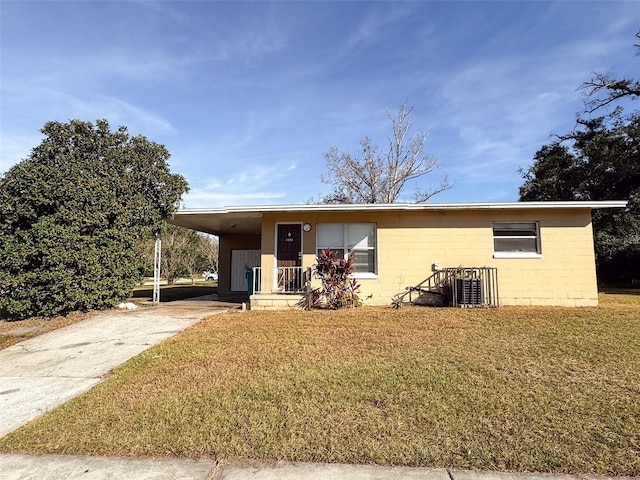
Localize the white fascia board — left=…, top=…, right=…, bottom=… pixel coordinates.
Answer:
left=176, top=201, right=628, bottom=216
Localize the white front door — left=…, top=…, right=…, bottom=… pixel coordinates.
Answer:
left=230, top=250, right=261, bottom=292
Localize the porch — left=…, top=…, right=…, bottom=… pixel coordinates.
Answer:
left=249, top=266, right=311, bottom=310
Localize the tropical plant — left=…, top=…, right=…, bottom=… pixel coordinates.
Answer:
left=311, top=249, right=361, bottom=309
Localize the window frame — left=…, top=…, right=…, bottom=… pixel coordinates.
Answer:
left=316, top=223, right=377, bottom=278
left=492, top=221, right=542, bottom=259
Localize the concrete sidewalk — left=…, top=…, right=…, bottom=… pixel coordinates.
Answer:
left=0, top=454, right=633, bottom=480
left=0, top=297, right=236, bottom=438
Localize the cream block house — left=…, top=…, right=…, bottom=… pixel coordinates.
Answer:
left=169, top=201, right=627, bottom=309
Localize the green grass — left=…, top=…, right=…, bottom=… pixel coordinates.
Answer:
left=131, top=283, right=218, bottom=302
left=1, top=292, right=639, bottom=474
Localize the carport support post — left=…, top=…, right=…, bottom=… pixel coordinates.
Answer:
left=153, top=235, right=161, bottom=304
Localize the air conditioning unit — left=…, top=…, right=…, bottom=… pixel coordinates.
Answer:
left=455, top=277, right=483, bottom=307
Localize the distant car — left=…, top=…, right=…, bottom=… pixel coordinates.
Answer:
left=203, top=271, right=218, bottom=281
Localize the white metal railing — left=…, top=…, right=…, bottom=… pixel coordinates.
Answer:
left=392, top=266, right=499, bottom=308
left=251, top=266, right=308, bottom=294
left=274, top=266, right=304, bottom=293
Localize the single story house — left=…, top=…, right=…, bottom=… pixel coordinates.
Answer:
left=169, top=201, right=627, bottom=309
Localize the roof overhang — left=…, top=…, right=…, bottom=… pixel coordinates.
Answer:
left=168, top=201, right=628, bottom=236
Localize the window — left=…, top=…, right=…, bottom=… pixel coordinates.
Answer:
left=493, top=222, right=541, bottom=258
left=317, top=223, right=376, bottom=276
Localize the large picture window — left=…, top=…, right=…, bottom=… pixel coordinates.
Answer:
left=317, top=223, right=376, bottom=276
left=493, top=222, right=541, bottom=258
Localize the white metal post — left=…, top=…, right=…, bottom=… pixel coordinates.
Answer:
left=153, top=236, right=161, bottom=304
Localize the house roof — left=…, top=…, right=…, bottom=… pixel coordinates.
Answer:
left=168, top=201, right=628, bottom=235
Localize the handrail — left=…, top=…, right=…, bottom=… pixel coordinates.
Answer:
left=392, top=267, right=499, bottom=308
left=392, top=269, right=457, bottom=308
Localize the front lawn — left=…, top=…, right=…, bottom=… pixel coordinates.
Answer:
left=1, top=293, right=638, bottom=474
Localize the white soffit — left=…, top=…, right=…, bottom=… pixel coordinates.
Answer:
left=176, top=200, right=628, bottom=215
left=169, top=201, right=628, bottom=235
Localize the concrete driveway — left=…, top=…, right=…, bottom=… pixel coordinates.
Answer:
left=0, top=296, right=240, bottom=438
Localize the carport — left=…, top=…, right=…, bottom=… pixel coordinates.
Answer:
left=168, top=207, right=263, bottom=296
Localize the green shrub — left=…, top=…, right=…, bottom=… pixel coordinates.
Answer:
left=0, top=120, right=188, bottom=319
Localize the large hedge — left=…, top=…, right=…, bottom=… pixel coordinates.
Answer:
left=0, top=120, right=189, bottom=319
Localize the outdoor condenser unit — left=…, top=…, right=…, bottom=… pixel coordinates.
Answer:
left=455, top=277, right=483, bottom=306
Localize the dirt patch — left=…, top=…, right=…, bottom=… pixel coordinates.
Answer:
left=0, top=311, right=96, bottom=350
left=3, top=327, right=40, bottom=337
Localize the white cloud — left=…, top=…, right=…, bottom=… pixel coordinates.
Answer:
left=346, top=3, right=417, bottom=50
left=432, top=33, right=623, bottom=189
left=183, top=160, right=298, bottom=208
left=106, top=98, right=176, bottom=135
left=3, top=82, right=176, bottom=137
left=184, top=189, right=286, bottom=208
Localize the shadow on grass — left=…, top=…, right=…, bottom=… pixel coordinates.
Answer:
left=599, top=286, right=640, bottom=296
left=132, top=284, right=218, bottom=302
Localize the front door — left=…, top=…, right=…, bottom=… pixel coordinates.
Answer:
left=276, top=224, right=302, bottom=291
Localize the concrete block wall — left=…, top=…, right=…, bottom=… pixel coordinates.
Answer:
left=246, top=208, right=599, bottom=307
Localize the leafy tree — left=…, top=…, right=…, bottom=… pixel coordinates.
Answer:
left=521, top=32, right=640, bottom=286
left=519, top=110, right=640, bottom=284
left=319, top=101, right=452, bottom=204
left=0, top=119, right=188, bottom=319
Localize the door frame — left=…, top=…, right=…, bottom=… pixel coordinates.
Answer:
left=274, top=222, right=303, bottom=266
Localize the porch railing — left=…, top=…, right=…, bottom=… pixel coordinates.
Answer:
left=251, top=267, right=311, bottom=294
left=275, top=266, right=304, bottom=293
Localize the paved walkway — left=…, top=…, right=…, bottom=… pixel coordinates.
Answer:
left=0, top=296, right=240, bottom=438
left=0, top=297, right=634, bottom=479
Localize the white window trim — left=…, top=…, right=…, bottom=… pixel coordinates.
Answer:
left=316, top=223, right=378, bottom=279
left=351, top=272, right=378, bottom=279
left=492, top=221, right=542, bottom=259
left=493, top=252, right=543, bottom=259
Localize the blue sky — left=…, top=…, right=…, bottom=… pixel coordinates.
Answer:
left=1, top=1, right=638, bottom=208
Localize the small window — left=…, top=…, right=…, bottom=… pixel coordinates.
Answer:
left=317, top=223, right=376, bottom=276
left=493, top=222, right=541, bottom=258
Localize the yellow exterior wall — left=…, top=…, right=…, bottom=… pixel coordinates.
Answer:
left=218, top=234, right=261, bottom=294
left=256, top=208, right=598, bottom=307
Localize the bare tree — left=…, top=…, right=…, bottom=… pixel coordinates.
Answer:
left=579, top=31, right=640, bottom=113
left=182, top=234, right=213, bottom=285
left=140, top=224, right=213, bottom=285
left=158, top=225, right=191, bottom=285
left=320, top=101, right=452, bottom=204
left=200, top=233, right=219, bottom=274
